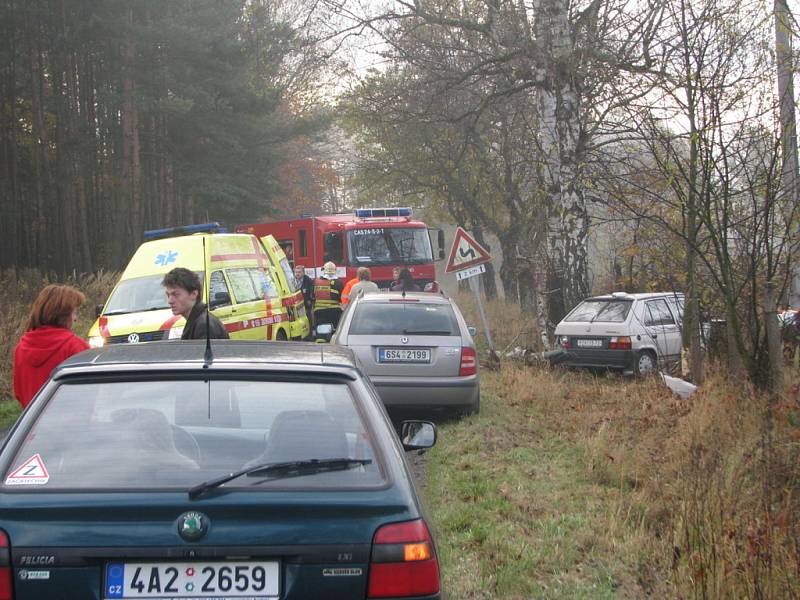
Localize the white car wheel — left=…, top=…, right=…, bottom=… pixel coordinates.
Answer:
left=635, top=351, right=657, bottom=376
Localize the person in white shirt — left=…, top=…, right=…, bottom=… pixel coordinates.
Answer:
left=349, top=267, right=379, bottom=300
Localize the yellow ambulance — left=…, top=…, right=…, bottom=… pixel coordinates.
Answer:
left=258, top=233, right=310, bottom=340
left=87, top=223, right=310, bottom=347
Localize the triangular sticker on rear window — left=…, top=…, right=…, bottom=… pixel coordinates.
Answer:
left=5, top=453, right=50, bottom=486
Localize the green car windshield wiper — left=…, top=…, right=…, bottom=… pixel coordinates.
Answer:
left=188, top=458, right=372, bottom=500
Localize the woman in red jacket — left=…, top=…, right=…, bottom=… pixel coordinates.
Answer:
left=13, top=284, right=90, bottom=408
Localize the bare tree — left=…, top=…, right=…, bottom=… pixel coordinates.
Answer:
left=594, top=0, right=797, bottom=387
left=335, top=0, right=668, bottom=330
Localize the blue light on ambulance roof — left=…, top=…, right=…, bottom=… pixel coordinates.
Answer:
left=354, top=207, right=412, bottom=218
left=143, top=222, right=227, bottom=240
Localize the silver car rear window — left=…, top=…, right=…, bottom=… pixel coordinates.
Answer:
left=349, top=302, right=459, bottom=335
left=564, top=299, right=632, bottom=323
left=4, top=379, right=384, bottom=490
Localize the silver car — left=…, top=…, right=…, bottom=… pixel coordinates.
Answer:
left=332, top=291, right=480, bottom=417
left=554, top=291, right=685, bottom=375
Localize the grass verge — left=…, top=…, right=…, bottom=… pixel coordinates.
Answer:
left=424, top=366, right=667, bottom=599
left=424, top=362, right=800, bottom=599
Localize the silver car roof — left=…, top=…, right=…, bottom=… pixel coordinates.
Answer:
left=355, top=291, right=452, bottom=304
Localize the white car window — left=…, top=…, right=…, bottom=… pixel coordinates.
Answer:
left=564, top=300, right=632, bottom=323
left=665, top=296, right=684, bottom=324
left=644, top=299, right=675, bottom=326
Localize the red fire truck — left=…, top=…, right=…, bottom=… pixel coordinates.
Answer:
left=237, top=208, right=445, bottom=288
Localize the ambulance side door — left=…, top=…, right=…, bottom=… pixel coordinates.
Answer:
left=252, top=266, right=285, bottom=338
left=225, top=267, right=269, bottom=339
left=259, top=236, right=301, bottom=321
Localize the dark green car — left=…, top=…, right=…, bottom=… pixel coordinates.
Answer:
left=0, top=341, right=440, bottom=600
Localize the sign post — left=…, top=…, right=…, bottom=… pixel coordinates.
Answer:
left=445, top=227, right=495, bottom=352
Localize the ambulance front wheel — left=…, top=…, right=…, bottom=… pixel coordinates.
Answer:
left=275, top=329, right=288, bottom=341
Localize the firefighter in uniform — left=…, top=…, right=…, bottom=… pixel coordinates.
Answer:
left=312, top=261, right=344, bottom=330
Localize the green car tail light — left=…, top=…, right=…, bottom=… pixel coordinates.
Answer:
left=0, top=529, right=11, bottom=600
left=367, top=519, right=440, bottom=598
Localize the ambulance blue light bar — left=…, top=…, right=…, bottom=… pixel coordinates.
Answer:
left=143, top=222, right=227, bottom=240
left=354, top=207, right=412, bottom=218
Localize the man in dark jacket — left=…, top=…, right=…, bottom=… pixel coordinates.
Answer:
left=294, top=264, right=314, bottom=317
left=162, top=268, right=229, bottom=340
left=312, top=261, right=344, bottom=329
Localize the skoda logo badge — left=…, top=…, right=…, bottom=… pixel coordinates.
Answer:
left=178, top=511, right=209, bottom=541
left=401, top=337, right=409, bottom=344
left=127, top=333, right=140, bottom=344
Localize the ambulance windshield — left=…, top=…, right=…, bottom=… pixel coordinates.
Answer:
left=104, top=272, right=203, bottom=315
left=347, top=227, right=433, bottom=266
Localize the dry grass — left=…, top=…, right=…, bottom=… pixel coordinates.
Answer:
left=451, top=290, right=537, bottom=353
left=442, top=291, right=800, bottom=598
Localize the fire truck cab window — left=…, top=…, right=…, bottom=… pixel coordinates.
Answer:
left=298, top=229, right=308, bottom=257
left=346, top=228, right=433, bottom=266
left=324, top=232, right=343, bottom=264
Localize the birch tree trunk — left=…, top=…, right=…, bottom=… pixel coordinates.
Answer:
left=534, top=0, right=589, bottom=328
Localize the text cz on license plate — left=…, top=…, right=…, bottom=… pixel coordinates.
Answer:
left=378, top=347, right=431, bottom=363
left=576, top=339, right=603, bottom=348
left=104, top=561, right=279, bottom=599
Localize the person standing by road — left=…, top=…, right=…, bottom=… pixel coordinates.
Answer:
left=162, top=267, right=229, bottom=340
left=349, top=267, right=379, bottom=301
left=391, top=268, right=422, bottom=292
left=312, top=261, right=344, bottom=330
left=13, top=284, right=90, bottom=408
left=341, top=273, right=360, bottom=305
left=294, top=264, right=314, bottom=317
left=390, top=266, right=401, bottom=289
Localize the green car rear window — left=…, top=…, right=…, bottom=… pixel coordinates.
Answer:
left=4, top=380, right=384, bottom=490
left=349, top=302, right=459, bottom=336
